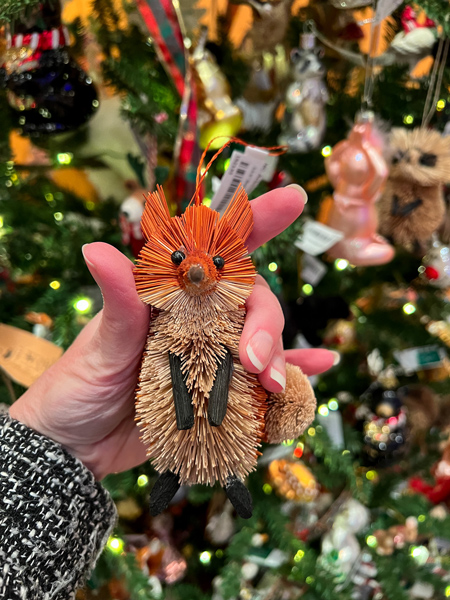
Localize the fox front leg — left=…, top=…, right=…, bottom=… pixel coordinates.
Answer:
left=169, top=352, right=195, bottom=430
left=208, top=347, right=233, bottom=427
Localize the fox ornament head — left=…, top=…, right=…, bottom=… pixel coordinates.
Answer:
left=134, top=176, right=316, bottom=520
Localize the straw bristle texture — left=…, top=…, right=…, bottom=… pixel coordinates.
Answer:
left=264, top=363, right=316, bottom=444
left=134, top=185, right=255, bottom=311
left=136, top=307, right=267, bottom=486
left=135, top=185, right=269, bottom=486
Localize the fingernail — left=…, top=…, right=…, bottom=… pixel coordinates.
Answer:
left=286, top=183, right=308, bottom=203
left=270, top=356, right=286, bottom=391
left=246, top=330, right=274, bottom=371
left=82, top=244, right=96, bottom=270
left=331, top=350, right=341, bottom=366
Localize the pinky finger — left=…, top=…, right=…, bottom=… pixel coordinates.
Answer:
left=284, top=349, right=340, bottom=377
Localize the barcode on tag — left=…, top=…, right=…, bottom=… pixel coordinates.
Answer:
left=394, top=345, right=446, bottom=373
left=210, top=146, right=272, bottom=214
left=295, top=221, right=344, bottom=256
left=301, top=254, right=327, bottom=286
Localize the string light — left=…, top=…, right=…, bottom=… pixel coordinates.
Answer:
left=335, top=259, right=349, bottom=271
left=137, top=474, right=149, bottom=487
left=203, top=197, right=211, bottom=208
left=418, top=514, right=426, bottom=522
left=45, top=193, right=54, bottom=202
left=49, top=280, right=61, bottom=290
left=307, top=427, right=316, bottom=437
left=54, top=212, right=64, bottom=222
left=366, top=470, right=377, bottom=481
left=294, top=549, right=305, bottom=562
left=263, top=483, right=272, bottom=494
left=268, top=262, right=278, bottom=272
left=366, top=535, right=377, bottom=548
left=305, top=576, right=314, bottom=585
left=294, top=442, right=304, bottom=458
left=107, top=537, right=124, bottom=554
left=0, top=216, right=3, bottom=228
left=223, top=158, right=231, bottom=171
left=437, top=99, right=446, bottom=111
left=321, top=145, right=332, bottom=157
left=318, top=404, right=329, bottom=417
left=282, top=439, right=294, bottom=446
left=73, top=297, right=92, bottom=313
left=445, top=585, right=450, bottom=597
left=328, top=399, right=339, bottom=411
left=56, top=152, right=73, bottom=165
left=403, top=114, right=414, bottom=125
left=410, top=545, right=429, bottom=565
left=403, top=303, right=416, bottom=315
left=302, top=283, right=313, bottom=295
left=199, top=551, right=212, bottom=564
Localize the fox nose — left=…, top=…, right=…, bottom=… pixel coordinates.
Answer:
left=188, top=265, right=204, bottom=285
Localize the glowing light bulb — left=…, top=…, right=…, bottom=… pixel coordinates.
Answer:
left=366, top=535, right=377, bottom=548
left=328, top=399, right=339, bottom=411
left=263, top=483, right=272, bottom=494
left=56, top=152, right=73, bottom=165
left=403, top=303, right=416, bottom=315
left=199, top=551, right=212, bottom=564
left=137, top=474, right=149, bottom=487
left=302, top=284, right=313, bottom=295
left=294, top=549, right=305, bottom=562
left=335, top=259, right=349, bottom=271
left=49, top=280, right=61, bottom=290
left=437, top=99, right=446, bottom=111
left=107, top=537, right=124, bottom=554
left=268, top=262, right=278, bottom=272
left=318, top=404, right=329, bottom=417
left=321, top=145, right=332, bottom=157
left=74, top=297, right=92, bottom=313
left=403, top=114, right=414, bottom=125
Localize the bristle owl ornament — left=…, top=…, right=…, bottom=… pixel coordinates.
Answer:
left=378, top=128, right=450, bottom=251
left=133, top=156, right=316, bottom=519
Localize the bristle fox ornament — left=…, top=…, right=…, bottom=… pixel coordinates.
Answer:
left=134, top=144, right=316, bottom=519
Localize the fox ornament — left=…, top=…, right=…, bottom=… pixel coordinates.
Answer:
left=134, top=181, right=316, bottom=519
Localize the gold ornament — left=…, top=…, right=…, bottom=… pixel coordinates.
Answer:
left=191, top=28, right=242, bottom=149
left=267, top=459, right=319, bottom=502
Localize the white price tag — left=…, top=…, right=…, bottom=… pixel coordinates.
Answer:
left=374, top=0, right=403, bottom=24
left=301, top=254, right=327, bottom=286
left=210, top=146, right=271, bottom=214
left=295, top=221, right=344, bottom=256
left=394, top=345, right=446, bottom=373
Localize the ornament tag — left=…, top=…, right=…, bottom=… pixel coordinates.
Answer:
left=0, top=323, right=63, bottom=388
left=374, top=0, right=403, bottom=24
left=301, top=254, right=327, bottom=286
left=210, top=146, right=272, bottom=214
left=295, top=221, right=344, bottom=256
left=394, top=345, right=446, bottom=373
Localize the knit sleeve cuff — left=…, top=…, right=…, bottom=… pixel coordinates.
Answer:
left=0, top=412, right=117, bottom=599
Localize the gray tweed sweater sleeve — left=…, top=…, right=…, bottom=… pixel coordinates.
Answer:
left=0, top=413, right=117, bottom=599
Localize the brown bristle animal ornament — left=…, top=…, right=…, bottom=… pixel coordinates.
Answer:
left=133, top=149, right=316, bottom=519
left=378, top=128, right=450, bottom=251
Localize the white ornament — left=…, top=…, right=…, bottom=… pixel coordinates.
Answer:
left=279, top=37, right=328, bottom=153
left=241, top=561, right=259, bottom=581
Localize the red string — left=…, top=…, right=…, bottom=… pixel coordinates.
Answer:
left=190, top=137, right=288, bottom=207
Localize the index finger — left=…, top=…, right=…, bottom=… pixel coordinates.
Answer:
left=246, top=185, right=307, bottom=253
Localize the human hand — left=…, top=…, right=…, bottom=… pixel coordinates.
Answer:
left=10, top=186, right=338, bottom=479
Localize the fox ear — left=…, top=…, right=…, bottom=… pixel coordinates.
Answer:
left=220, top=185, right=253, bottom=244
left=141, top=185, right=172, bottom=241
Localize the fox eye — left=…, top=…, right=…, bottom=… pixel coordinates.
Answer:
left=171, top=250, right=185, bottom=265
left=213, top=256, right=225, bottom=269
left=420, top=153, right=437, bottom=167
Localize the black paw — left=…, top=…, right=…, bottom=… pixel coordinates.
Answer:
left=225, top=475, right=253, bottom=519
left=150, top=471, right=180, bottom=516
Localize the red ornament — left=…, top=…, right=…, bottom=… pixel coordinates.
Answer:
left=424, top=265, right=440, bottom=280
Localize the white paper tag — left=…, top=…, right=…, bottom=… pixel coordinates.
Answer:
left=295, top=221, right=344, bottom=256
left=374, top=0, right=403, bottom=24
left=394, top=345, right=446, bottom=373
left=210, top=146, right=271, bottom=214
left=301, top=254, right=327, bottom=286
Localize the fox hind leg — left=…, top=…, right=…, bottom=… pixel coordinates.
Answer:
left=150, top=471, right=181, bottom=516
left=225, top=475, right=253, bottom=519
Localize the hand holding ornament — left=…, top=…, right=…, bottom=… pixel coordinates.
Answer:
left=10, top=187, right=338, bottom=483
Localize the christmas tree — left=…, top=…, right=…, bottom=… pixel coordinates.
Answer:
left=1, top=1, right=450, bottom=599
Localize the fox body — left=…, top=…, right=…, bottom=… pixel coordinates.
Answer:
left=134, top=184, right=315, bottom=516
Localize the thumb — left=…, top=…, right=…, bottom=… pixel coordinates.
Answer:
left=82, top=242, right=150, bottom=362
